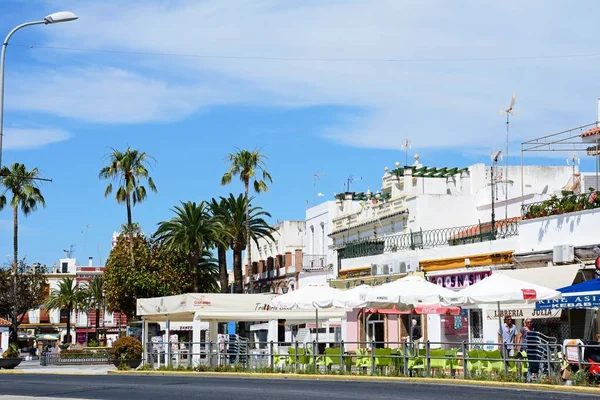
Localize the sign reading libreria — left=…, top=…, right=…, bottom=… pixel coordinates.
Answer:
left=536, top=295, right=600, bottom=310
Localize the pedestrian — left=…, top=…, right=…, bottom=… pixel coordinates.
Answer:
left=498, top=315, right=517, bottom=357
left=517, top=318, right=539, bottom=382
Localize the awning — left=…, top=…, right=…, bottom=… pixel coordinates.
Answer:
left=497, top=265, right=581, bottom=290
left=536, top=278, right=600, bottom=310
left=366, top=304, right=461, bottom=316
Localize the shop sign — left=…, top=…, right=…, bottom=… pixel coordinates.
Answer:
left=428, top=270, right=491, bottom=290
left=485, top=308, right=561, bottom=320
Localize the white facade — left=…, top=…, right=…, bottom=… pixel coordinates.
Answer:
left=248, top=220, right=305, bottom=264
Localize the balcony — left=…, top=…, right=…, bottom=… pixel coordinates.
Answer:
left=302, top=254, right=332, bottom=272
left=331, top=197, right=408, bottom=235
left=521, top=190, right=600, bottom=220
left=336, top=220, right=519, bottom=259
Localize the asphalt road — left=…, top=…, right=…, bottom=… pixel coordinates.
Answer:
left=0, top=375, right=596, bottom=400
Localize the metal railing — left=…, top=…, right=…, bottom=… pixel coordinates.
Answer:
left=336, top=220, right=519, bottom=259
left=140, top=338, right=573, bottom=382
left=42, top=352, right=111, bottom=366
left=521, top=191, right=600, bottom=220
left=301, top=254, right=331, bottom=272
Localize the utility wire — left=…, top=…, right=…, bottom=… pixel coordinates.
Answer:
left=9, top=43, right=600, bottom=63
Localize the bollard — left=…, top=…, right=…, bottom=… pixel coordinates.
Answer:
left=403, top=340, right=408, bottom=376
left=269, top=340, right=274, bottom=369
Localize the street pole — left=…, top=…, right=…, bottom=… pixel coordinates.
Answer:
left=491, top=164, right=496, bottom=240
left=0, top=12, right=78, bottom=170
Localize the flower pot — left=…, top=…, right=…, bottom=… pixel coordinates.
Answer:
left=112, top=359, right=142, bottom=369
left=0, top=358, right=22, bottom=369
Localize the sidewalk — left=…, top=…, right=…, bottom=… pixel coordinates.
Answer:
left=0, top=360, right=115, bottom=375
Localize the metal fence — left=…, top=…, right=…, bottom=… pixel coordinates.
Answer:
left=337, top=220, right=519, bottom=259
left=42, top=352, right=111, bottom=366
left=142, top=338, right=581, bottom=382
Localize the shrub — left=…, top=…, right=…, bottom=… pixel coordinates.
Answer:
left=1, top=343, right=19, bottom=358
left=87, top=339, right=98, bottom=347
left=111, top=336, right=143, bottom=360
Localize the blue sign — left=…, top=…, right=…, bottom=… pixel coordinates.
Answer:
left=536, top=295, right=600, bottom=310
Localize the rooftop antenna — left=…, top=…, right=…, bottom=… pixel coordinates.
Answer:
left=81, top=224, right=91, bottom=253
left=313, top=171, right=326, bottom=205
left=63, top=244, right=76, bottom=259
left=401, top=138, right=412, bottom=166
left=343, top=174, right=362, bottom=193
left=500, top=95, right=519, bottom=222
left=567, top=151, right=581, bottom=194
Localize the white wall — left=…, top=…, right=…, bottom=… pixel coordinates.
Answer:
left=518, top=207, right=600, bottom=253
left=305, top=201, right=338, bottom=267
left=249, top=220, right=305, bottom=263
left=0, top=327, right=8, bottom=351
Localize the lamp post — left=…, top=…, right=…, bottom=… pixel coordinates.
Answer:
left=0, top=11, right=78, bottom=169
left=491, top=151, right=502, bottom=239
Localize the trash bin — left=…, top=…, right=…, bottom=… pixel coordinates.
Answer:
left=40, top=352, right=46, bottom=366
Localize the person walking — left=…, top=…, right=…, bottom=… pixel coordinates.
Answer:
left=498, top=315, right=517, bottom=357
left=517, top=319, right=540, bottom=382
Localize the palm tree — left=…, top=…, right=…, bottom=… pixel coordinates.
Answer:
left=208, top=197, right=232, bottom=293
left=221, top=149, right=272, bottom=292
left=196, top=250, right=220, bottom=293
left=45, top=277, right=88, bottom=344
left=99, top=146, right=157, bottom=229
left=0, top=163, right=46, bottom=272
left=86, top=277, right=105, bottom=341
left=218, top=193, right=275, bottom=293
left=155, top=201, right=217, bottom=292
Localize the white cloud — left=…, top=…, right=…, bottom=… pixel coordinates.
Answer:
left=3, top=127, right=71, bottom=149
left=12, top=0, right=600, bottom=150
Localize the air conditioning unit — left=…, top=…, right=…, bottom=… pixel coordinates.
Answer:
left=371, top=264, right=390, bottom=276
left=397, top=258, right=418, bottom=274
left=553, top=245, right=575, bottom=264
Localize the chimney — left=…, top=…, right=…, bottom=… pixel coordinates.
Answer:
left=88, top=256, right=93, bottom=267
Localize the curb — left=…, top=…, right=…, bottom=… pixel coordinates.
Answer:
left=0, top=370, right=107, bottom=376
left=107, top=370, right=600, bottom=394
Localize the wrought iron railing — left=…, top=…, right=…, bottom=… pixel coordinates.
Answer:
left=336, top=220, right=519, bottom=259
left=301, top=254, right=331, bottom=272
left=521, top=190, right=600, bottom=220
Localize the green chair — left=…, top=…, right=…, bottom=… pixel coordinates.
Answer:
left=429, top=348, right=449, bottom=373
left=466, top=349, right=481, bottom=375
left=485, top=350, right=503, bottom=374
left=374, top=348, right=392, bottom=372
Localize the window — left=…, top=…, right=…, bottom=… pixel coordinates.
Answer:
left=61, top=262, right=68, bottom=273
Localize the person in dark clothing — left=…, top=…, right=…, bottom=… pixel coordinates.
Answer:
left=518, top=318, right=540, bottom=382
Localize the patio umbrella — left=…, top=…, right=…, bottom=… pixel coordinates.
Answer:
left=331, top=284, right=372, bottom=344
left=270, top=284, right=341, bottom=343
left=364, top=275, right=457, bottom=309
left=442, top=272, right=561, bottom=357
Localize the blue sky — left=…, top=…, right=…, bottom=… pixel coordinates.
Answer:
left=1, top=0, right=600, bottom=267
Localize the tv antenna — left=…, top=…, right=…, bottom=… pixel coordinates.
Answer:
left=63, top=244, right=76, bottom=259
left=343, top=174, right=362, bottom=192
left=313, top=171, right=326, bottom=205
left=401, top=138, right=412, bottom=166
left=567, top=151, right=581, bottom=194
left=500, top=95, right=519, bottom=222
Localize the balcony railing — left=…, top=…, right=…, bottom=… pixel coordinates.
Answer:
left=521, top=190, right=600, bottom=220
left=336, top=220, right=519, bottom=259
left=301, top=254, right=331, bottom=272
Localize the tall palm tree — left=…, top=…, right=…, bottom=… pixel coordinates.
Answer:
left=45, top=277, right=88, bottom=344
left=221, top=149, right=272, bottom=292
left=208, top=197, right=232, bottom=293
left=87, top=276, right=105, bottom=341
left=218, top=193, right=275, bottom=293
left=99, top=146, right=157, bottom=229
left=155, top=201, right=217, bottom=292
left=196, top=249, right=220, bottom=293
left=0, top=163, right=46, bottom=272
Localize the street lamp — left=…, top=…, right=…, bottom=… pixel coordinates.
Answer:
left=491, top=150, right=502, bottom=239
left=0, top=11, right=78, bottom=169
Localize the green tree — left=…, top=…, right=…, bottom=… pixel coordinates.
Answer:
left=221, top=149, right=272, bottom=292
left=44, top=277, right=88, bottom=344
left=99, top=147, right=157, bottom=229
left=0, top=163, right=46, bottom=271
left=104, top=233, right=203, bottom=318
left=85, top=276, right=105, bottom=340
left=196, top=250, right=220, bottom=293
left=208, top=197, right=232, bottom=293
left=155, top=201, right=217, bottom=292
left=0, top=261, right=48, bottom=344
left=218, top=194, right=275, bottom=293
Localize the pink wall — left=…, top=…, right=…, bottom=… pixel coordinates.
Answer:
left=344, top=309, right=404, bottom=350
left=345, top=309, right=359, bottom=351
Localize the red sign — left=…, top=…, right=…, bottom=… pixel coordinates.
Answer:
left=521, top=289, right=537, bottom=300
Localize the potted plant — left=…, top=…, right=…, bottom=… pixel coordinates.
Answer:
left=110, top=336, right=143, bottom=369
left=0, top=344, right=22, bottom=369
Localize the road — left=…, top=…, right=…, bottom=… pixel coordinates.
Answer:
left=0, top=374, right=596, bottom=400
